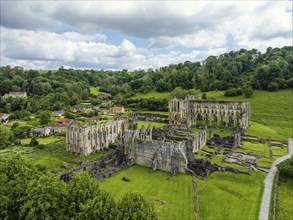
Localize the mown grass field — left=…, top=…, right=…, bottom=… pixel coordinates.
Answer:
left=197, top=171, right=266, bottom=220
left=99, top=165, right=194, bottom=220
left=276, top=178, right=293, bottom=220
left=0, top=141, right=106, bottom=171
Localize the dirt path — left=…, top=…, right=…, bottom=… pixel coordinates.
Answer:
left=259, top=138, right=293, bottom=220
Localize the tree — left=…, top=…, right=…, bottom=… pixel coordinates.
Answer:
left=267, top=82, right=279, bottom=91
left=29, top=136, right=39, bottom=146
left=0, top=155, right=41, bottom=219
left=116, top=192, right=157, bottom=220
left=66, top=172, right=101, bottom=218
left=243, top=85, right=254, bottom=98
left=37, top=110, right=51, bottom=125
left=79, top=190, right=117, bottom=220
left=20, top=175, right=68, bottom=219
left=277, top=156, right=293, bottom=180
left=0, top=126, right=11, bottom=149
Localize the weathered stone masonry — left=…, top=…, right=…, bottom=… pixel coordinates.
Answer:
left=169, top=95, right=250, bottom=130
left=66, top=119, right=129, bottom=156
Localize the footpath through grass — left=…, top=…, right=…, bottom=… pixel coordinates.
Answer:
left=197, top=171, right=265, bottom=220
left=100, top=165, right=194, bottom=220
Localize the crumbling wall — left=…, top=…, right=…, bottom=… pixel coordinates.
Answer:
left=126, top=139, right=189, bottom=174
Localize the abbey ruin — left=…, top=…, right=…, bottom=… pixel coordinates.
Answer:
left=66, top=95, right=250, bottom=175
left=169, top=95, right=250, bottom=130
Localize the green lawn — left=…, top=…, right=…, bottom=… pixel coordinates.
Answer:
left=90, top=86, right=100, bottom=95
left=0, top=141, right=106, bottom=171
left=135, top=121, right=167, bottom=130
left=276, top=178, right=293, bottom=220
left=131, top=89, right=171, bottom=99
left=197, top=171, right=265, bottom=220
left=99, top=165, right=194, bottom=220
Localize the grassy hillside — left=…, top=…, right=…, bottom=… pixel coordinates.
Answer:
left=100, top=165, right=194, bottom=220
left=131, top=89, right=171, bottom=99
left=206, top=89, right=293, bottom=139
left=197, top=171, right=266, bottom=220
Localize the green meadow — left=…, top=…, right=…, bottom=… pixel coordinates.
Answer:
left=90, top=86, right=100, bottom=95
left=131, top=89, right=171, bottom=99
left=100, top=165, right=194, bottom=220
left=0, top=141, right=106, bottom=171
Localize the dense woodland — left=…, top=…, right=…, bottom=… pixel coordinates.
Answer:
left=0, top=46, right=292, bottom=114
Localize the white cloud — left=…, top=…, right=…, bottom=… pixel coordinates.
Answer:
left=0, top=1, right=292, bottom=70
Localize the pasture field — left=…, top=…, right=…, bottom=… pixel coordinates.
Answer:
left=90, top=86, right=100, bottom=95
left=0, top=141, right=106, bottom=171
left=197, top=171, right=266, bottom=220
left=131, top=89, right=171, bottom=99
left=99, top=165, right=194, bottom=220
left=276, top=178, right=293, bottom=220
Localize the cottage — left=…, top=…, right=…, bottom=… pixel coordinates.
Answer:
left=109, top=106, right=125, bottom=114
left=52, top=110, right=65, bottom=117
left=33, top=127, right=51, bottom=137
left=48, top=118, right=74, bottom=133
left=73, top=105, right=83, bottom=112
left=3, top=91, right=27, bottom=98
left=101, top=109, right=109, bottom=115
left=101, top=100, right=112, bottom=106
left=83, top=108, right=93, bottom=114
left=96, top=92, right=111, bottom=98
left=0, top=113, right=9, bottom=123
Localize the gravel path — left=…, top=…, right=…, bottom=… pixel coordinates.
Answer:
left=259, top=138, right=293, bottom=220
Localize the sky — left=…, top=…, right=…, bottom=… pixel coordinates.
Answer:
left=0, top=1, right=292, bottom=70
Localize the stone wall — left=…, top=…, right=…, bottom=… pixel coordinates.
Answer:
left=66, top=119, right=130, bottom=156
left=169, top=96, right=250, bottom=131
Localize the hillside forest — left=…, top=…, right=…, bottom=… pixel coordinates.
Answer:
left=0, top=46, right=292, bottom=114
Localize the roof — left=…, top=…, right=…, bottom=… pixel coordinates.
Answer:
left=111, top=106, right=124, bottom=110
left=48, top=123, right=68, bottom=127
left=57, top=118, right=74, bottom=123
left=4, top=92, right=27, bottom=97
left=34, top=127, right=49, bottom=132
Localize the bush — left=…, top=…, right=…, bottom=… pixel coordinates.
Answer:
left=224, top=88, right=243, bottom=97
left=267, top=82, right=279, bottom=91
